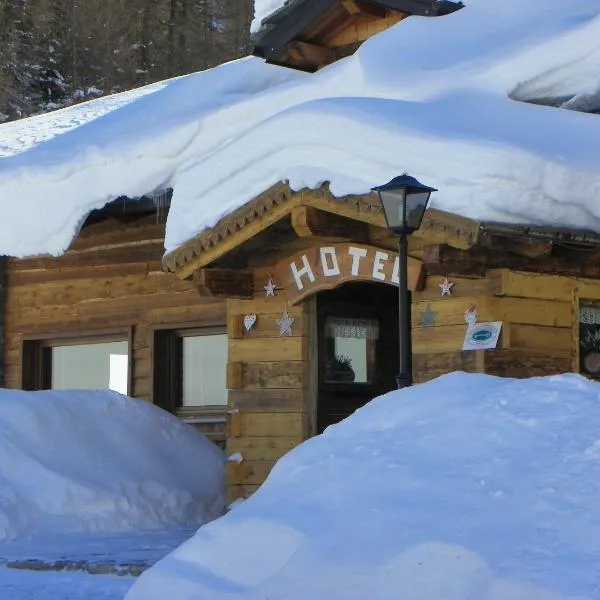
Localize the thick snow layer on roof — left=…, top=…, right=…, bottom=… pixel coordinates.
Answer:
left=1, top=0, right=600, bottom=258
left=250, top=0, right=287, bottom=33
left=126, top=373, right=600, bottom=600
left=0, top=388, right=224, bottom=542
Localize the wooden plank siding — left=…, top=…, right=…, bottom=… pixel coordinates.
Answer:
left=411, top=271, right=576, bottom=356
left=6, top=208, right=597, bottom=506
left=414, top=348, right=570, bottom=383
left=3, top=218, right=228, bottom=444
left=411, top=268, right=589, bottom=386
left=225, top=293, right=314, bottom=501
left=224, top=267, right=585, bottom=500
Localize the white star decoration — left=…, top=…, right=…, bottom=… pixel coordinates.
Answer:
left=277, top=310, right=295, bottom=336
left=439, top=277, right=455, bottom=296
left=264, top=277, right=277, bottom=297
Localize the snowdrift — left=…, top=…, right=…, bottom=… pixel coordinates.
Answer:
left=127, top=373, right=600, bottom=599
left=1, top=0, right=600, bottom=258
left=0, top=389, right=225, bottom=542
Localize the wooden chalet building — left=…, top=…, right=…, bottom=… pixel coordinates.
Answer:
left=3, top=0, right=600, bottom=502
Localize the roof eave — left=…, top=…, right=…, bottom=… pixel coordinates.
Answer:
left=251, top=0, right=465, bottom=65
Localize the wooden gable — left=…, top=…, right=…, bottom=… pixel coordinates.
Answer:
left=252, top=0, right=464, bottom=72
left=162, top=183, right=481, bottom=282
left=163, top=180, right=600, bottom=303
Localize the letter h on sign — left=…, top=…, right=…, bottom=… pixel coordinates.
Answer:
left=290, top=255, right=316, bottom=290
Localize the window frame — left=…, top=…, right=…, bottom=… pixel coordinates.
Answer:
left=318, top=303, right=380, bottom=391
left=150, top=322, right=228, bottom=416
left=21, top=328, right=133, bottom=394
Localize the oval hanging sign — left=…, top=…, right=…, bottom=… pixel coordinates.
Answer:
left=472, top=329, right=494, bottom=342
left=462, top=322, right=503, bottom=351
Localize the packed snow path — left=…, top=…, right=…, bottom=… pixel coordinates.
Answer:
left=0, top=567, right=134, bottom=600
left=0, top=528, right=197, bottom=599
left=0, top=389, right=225, bottom=598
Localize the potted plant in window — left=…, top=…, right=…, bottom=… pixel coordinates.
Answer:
left=327, top=354, right=356, bottom=383
left=581, top=327, right=600, bottom=375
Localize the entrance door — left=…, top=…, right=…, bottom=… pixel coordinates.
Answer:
left=316, top=282, right=399, bottom=433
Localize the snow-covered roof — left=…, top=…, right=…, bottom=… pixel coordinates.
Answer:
left=251, top=0, right=291, bottom=34
left=1, top=0, right=600, bottom=259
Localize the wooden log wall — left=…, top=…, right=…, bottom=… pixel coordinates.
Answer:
left=225, top=265, right=600, bottom=500
left=9, top=213, right=600, bottom=501
left=411, top=268, right=600, bottom=383
left=225, top=293, right=315, bottom=502
left=3, top=217, right=227, bottom=443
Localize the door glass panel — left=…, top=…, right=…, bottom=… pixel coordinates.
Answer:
left=579, top=303, right=600, bottom=380
left=324, top=317, right=378, bottom=384
left=182, top=334, right=228, bottom=406
left=52, top=341, right=129, bottom=392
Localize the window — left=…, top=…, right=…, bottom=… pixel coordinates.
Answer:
left=578, top=302, right=600, bottom=380
left=323, top=317, right=379, bottom=384
left=153, top=326, right=228, bottom=414
left=22, top=333, right=131, bottom=393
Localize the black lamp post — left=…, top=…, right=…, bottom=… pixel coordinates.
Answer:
left=372, top=174, right=437, bottom=389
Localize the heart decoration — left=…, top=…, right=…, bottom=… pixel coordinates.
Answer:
left=243, top=314, right=257, bottom=331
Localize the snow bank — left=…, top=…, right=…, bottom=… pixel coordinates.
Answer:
left=0, top=389, right=225, bottom=542
left=1, top=0, right=600, bottom=258
left=127, top=373, right=600, bottom=599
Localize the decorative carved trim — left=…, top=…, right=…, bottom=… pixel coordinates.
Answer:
left=162, top=183, right=293, bottom=275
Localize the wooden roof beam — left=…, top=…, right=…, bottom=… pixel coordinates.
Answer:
left=300, top=190, right=480, bottom=250
left=422, top=243, right=600, bottom=279
left=341, top=0, right=387, bottom=18
left=193, top=268, right=253, bottom=299
left=286, top=41, right=336, bottom=68
left=480, top=234, right=553, bottom=259
left=291, top=205, right=369, bottom=242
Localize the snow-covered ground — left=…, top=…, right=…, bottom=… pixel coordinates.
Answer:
left=1, top=0, right=600, bottom=258
left=0, top=529, right=197, bottom=600
left=0, top=388, right=225, bottom=542
left=127, top=373, right=600, bottom=600
left=0, top=567, right=134, bottom=600
left=0, top=388, right=225, bottom=598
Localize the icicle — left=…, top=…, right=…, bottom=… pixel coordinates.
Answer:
left=151, top=189, right=171, bottom=223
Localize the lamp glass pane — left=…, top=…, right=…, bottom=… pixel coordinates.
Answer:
left=405, top=191, right=431, bottom=230
left=379, top=189, right=406, bottom=229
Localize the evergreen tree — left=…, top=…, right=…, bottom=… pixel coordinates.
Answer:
left=0, top=0, right=253, bottom=123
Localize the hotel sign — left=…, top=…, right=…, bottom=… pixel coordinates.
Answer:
left=275, top=243, right=424, bottom=304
